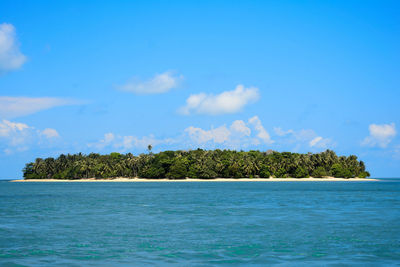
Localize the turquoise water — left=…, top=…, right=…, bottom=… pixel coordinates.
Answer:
left=1, top=180, right=400, bottom=266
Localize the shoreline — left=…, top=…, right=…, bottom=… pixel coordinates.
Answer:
left=11, top=177, right=378, bottom=182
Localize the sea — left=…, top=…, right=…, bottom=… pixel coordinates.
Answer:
left=1, top=179, right=399, bottom=266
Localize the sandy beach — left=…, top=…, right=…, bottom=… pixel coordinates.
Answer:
left=11, top=177, right=378, bottom=182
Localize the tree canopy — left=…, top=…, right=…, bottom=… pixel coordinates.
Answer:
left=23, top=149, right=370, bottom=180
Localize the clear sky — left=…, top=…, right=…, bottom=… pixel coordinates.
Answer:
left=1, top=0, right=399, bottom=179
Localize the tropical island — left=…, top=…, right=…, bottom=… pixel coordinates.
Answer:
left=21, top=149, right=370, bottom=180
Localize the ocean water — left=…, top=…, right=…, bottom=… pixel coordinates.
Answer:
left=1, top=180, right=399, bottom=266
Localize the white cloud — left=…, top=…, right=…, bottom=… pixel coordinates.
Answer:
left=362, top=123, right=396, bottom=148
left=0, top=96, right=79, bottom=119
left=41, top=128, right=60, bottom=139
left=117, top=71, right=183, bottom=94
left=88, top=117, right=335, bottom=153
left=273, top=127, right=334, bottom=150
left=0, top=120, right=31, bottom=148
left=230, top=120, right=251, bottom=136
left=273, top=127, right=294, bottom=136
left=89, top=117, right=270, bottom=152
left=184, top=117, right=273, bottom=148
left=103, top=133, right=115, bottom=143
left=309, top=136, right=323, bottom=147
left=309, top=136, right=332, bottom=148
left=0, top=23, right=26, bottom=72
left=0, top=119, right=29, bottom=137
left=88, top=133, right=171, bottom=152
left=248, top=116, right=273, bottom=144
left=88, top=133, right=115, bottom=150
left=0, top=119, right=59, bottom=154
left=117, top=135, right=163, bottom=150
left=180, top=84, right=259, bottom=115
left=185, top=125, right=231, bottom=144
left=295, top=129, right=319, bottom=142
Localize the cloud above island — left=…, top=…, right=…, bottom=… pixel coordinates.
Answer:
left=88, top=116, right=338, bottom=153
left=0, top=119, right=60, bottom=154
left=88, top=132, right=175, bottom=151
left=362, top=123, right=396, bottom=148
left=273, top=126, right=334, bottom=150
left=179, top=85, right=259, bottom=115
left=0, top=23, right=27, bottom=73
left=88, top=117, right=272, bottom=152
left=40, top=128, right=60, bottom=139
left=117, top=71, right=183, bottom=94
left=184, top=116, right=273, bottom=148
left=248, top=116, right=273, bottom=144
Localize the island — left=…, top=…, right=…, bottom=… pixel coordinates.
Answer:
left=21, top=149, right=371, bottom=180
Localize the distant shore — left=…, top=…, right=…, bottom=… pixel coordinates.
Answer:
left=11, top=177, right=378, bottom=182
left=22, top=150, right=371, bottom=181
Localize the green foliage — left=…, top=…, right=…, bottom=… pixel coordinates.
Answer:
left=331, top=163, right=353, bottom=178
left=167, top=158, right=188, bottom=179
left=294, top=167, right=309, bottom=178
left=331, top=163, right=343, bottom=178
left=312, top=166, right=328, bottom=178
left=358, top=171, right=370, bottom=178
left=343, top=169, right=353, bottom=178
left=22, top=149, right=370, bottom=180
left=259, top=165, right=271, bottom=178
left=274, top=167, right=287, bottom=178
left=139, top=165, right=165, bottom=179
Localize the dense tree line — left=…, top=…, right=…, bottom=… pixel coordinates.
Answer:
left=23, top=149, right=370, bottom=179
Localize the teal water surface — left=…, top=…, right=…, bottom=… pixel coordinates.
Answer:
left=1, top=180, right=400, bottom=266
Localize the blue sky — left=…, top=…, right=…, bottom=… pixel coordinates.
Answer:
left=0, top=0, right=399, bottom=178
